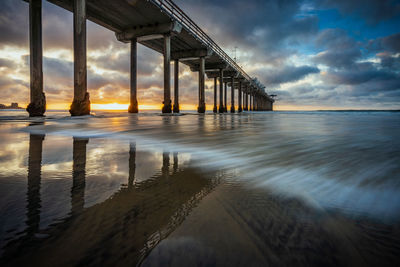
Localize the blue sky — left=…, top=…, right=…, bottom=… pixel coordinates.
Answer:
left=0, top=0, right=399, bottom=110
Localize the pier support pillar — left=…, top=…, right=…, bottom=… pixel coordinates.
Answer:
left=70, top=0, right=90, bottom=116
left=224, top=82, right=227, bottom=112
left=197, top=57, right=206, bottom=113
left=238, top=81, right=242, bottom=113
left=162, top=34, right=172, bottom=113
left=250, top=93, right=252, bottom=111
left=27, top=0, right=46, bottom=117
left=218, top=69, right=224, bottom=113
left=230, top=76, right=235, bottom=113
left=173, top=59, right=180, bottom=113
left=213, top=77, right=217, bottom=113
left=128, top=38, right=138, bottom=113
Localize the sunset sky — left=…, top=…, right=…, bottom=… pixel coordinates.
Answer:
left=0, top=0, right=399, bottom=110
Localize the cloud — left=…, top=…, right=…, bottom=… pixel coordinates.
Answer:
left=263, top=65, right=320, bottom=85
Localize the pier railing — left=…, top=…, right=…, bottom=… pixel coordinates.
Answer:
left=151, top=0, right=261, bottom=90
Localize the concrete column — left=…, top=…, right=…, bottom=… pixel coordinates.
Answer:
left=244, top=90, right=249, bottom=111
left=230, top=76, right=235, bottom=113
left=70, top=0, right=90, bottom=116
left=213, top=77, right=217, bottom=113
left=219, top=69, right=224, bottom=113
left=173, top=59, right=180, bottom=113
left=250, top=93, right=253, bottom=111
left=128, top=38, right=138, bottom=113
left=71, top=137, right=88, bottom=215
left=26, top=134, right=44, bottom=235
left=238, top=81, right=242, bottom=113
left=27, top=0, right=46, bottom=117
left=162, top=34, right=172, bottom=113
left=197, top=57, right=206, bottom=113
left=224, top=82, right=227, bottom=112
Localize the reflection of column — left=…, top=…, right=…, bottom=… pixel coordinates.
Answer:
left=128, top=142, right=136, bottom=189
left=71, top=138, right=88, bottom=216
left=26, top=134, right=45, bottom=236
left=173, top=152, right=178, bottom=174
left=162, top=151, right=170, bottom=178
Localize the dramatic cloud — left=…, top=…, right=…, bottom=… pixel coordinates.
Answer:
left=263, top=65, right=320, bottom=85
left=0, top=0, right=399, bottom=109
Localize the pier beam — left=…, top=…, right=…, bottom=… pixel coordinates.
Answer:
left=238, top=81, right=242, bottom=113
left=197, top=57, right=206, bottom=113
left=27, top=0, right=46, bottom=117
left=162, top=34, right=172, bottom=113
left=173, top=59, right=180, bottom=113
left=224, top=81, right=227, bottom=112
left=213, top=77, right=217, bottom=113
left=70, top=0, right=90, bottom=116
left=218, top=69, right=224, bottom=113
left=128, top=38, right=138, bottom=113
left=230, top=76, right=235, bottom=113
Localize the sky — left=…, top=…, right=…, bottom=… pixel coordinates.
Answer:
left=0, top=0, right=399, bottom=110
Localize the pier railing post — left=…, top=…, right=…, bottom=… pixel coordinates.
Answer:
left=162, top=34, right=172, bottom=113
left=128, top=38, right=138, bottom=113
left=230, top=76, right=235, bottom=113
left=27, top=0, right=46, bottom=117
left=70, top=0, right=90, bottom=116
left=213, top=77, right=217, bottom=113
left=238, top=81, right=242, bottom=113
left=197, top=56, right=206, bottom=113
left=218, top=69, right=224, bottom=113
left=173, top=59, right=180, bottom=113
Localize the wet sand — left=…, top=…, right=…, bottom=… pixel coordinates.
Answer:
left=1, top=110, right=400, bottom=266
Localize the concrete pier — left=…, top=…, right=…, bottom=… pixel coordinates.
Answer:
left=197, top=57, right=206, bottom=113
left=70, top=0, right=90, bottom=116
left=27, top=0, right=46, bottom=117
left=23, top=0, right=274, bottom=115
left=238, top=81, right=242, bottom=113
left=213, top=77, right=217, bottom=113
left=128, top=38, right=138, bottom=113
left=173, top=59, right=180, bottom=113
left=224, top=81, right=227, bottom=112
left=162, top=34, right=172, bottom=113
left=230, top=76, right=235, bottom=113
left=219, top=69, right=224, bottom=113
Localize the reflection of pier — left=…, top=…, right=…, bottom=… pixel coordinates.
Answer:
left=1, top=135, right=219, bottom=266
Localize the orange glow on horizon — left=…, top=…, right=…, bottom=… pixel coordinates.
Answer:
left=15, top=102, right=368, bottom=112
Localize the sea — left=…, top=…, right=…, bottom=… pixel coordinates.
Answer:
left=0, top=109, right=399, bottom=266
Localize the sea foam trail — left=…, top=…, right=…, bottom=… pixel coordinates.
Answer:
left=13, top=110, right=400, bottom=222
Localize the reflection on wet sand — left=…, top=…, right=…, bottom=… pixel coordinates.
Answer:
left=1, top=135, right=219, bottom=266
left=71, top=138, right=88, bottom=216
left=26, top=134, right=44, bottom=237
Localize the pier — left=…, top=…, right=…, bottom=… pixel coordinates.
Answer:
left=24, top=0, right=274, bottom=116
